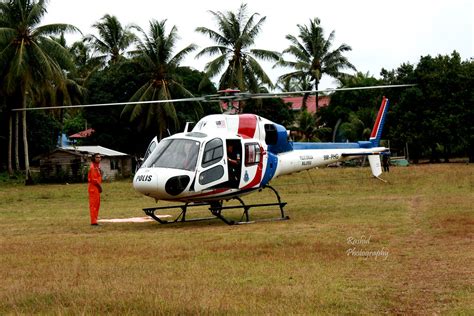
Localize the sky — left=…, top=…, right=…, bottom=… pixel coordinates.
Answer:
left=43, top=0, right=473, bottom=90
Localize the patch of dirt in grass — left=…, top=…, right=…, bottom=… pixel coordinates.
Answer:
left=386, top=196, right=473, bottom=315
left=435, top=214, right=474, bottom=238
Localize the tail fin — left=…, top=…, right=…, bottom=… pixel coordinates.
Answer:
left=369, top=97, right=389, bottom=146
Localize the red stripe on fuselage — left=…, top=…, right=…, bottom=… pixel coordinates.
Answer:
left=238, top=114, right=257, bottom=139
left=370, top=97, right=387, bottom=139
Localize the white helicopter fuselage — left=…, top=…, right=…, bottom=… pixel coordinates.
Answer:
left=134, top=114, right=275, bottom=202
left=133, top=98, right=390, bottom=203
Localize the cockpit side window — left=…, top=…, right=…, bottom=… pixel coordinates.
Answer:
left=143, top=140, right=157, bottom=162
left=141, top=139, right=171, bottom=168
left=202, top=138, right=223, bottom=168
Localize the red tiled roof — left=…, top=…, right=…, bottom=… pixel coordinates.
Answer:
left=283, top=95, right=330, bottom=113
left=219, top=95, right=331, bottom=113
left=69, top=128, right=95, bottom=138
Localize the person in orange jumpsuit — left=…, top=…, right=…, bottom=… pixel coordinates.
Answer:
left=88, top=153, right=103, bottom=225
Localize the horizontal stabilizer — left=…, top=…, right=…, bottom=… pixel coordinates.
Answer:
left=368, top=155, right=382, bottom=177
left=341, top=152, right=384, bottom=157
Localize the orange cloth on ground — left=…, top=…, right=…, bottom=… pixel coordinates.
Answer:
left=88, top=162, right=102, bottom=224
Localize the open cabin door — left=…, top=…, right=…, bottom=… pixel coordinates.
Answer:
left=226, top=139, right=243, bottom=188
left=194, top=137, right=229, bottom=191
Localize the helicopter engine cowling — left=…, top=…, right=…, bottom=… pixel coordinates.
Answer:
left=265, top=123, right=292, bottom=154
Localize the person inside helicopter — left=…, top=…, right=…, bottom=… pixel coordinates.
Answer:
left=226, top=140, right=242, bottom=188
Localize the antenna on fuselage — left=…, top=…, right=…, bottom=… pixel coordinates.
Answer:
left=184, top=122, right=194, bottom=132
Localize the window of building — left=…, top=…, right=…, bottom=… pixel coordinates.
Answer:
left=110, top=159, right=119, bottom=170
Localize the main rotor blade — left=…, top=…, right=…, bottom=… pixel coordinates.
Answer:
left=11, top=96, right=210, bottom=111
left=11, top=83, right=416, bottom=111
left=248, top=84, right=417, bottom=99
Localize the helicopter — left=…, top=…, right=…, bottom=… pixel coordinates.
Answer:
left=14, top=84, right=414, bottom=225
left=133, top=92, right=394, bottom=225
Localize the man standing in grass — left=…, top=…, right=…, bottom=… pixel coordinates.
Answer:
left=88, top=154, right=103, bottom=226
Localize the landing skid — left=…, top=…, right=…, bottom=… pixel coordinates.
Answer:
left=142, top=185, right=289, bottom=225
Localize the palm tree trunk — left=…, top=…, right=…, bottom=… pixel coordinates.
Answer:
left=302, top=93, right=309, bottom=111
left=15, top=111, right=20, bottom=170
left=315, top=81, right=319, bottom=112
left=22, top=97, right=32, bottom=185
left=7, top=112, right=13, bottom=176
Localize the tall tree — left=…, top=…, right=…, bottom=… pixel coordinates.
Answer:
left=121, top=19, right=198, bottom=139
left=69, top=40, right=102, bottom=84
left=389, top=52, right=471, bottom=162
left=0, top=0, right=79, bottom=182
left=277, top=18, right=356, bottom=111
left=195, top=3, right=280, bottom=94
left=84, top=14, right=137, bottom=67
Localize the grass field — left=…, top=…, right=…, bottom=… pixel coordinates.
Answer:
left=1, top=164, right=473, bottom=314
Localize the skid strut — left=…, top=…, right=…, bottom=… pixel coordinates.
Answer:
left=142, top=185, right=289, bottom=225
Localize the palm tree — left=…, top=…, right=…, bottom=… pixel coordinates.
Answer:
left=195, top=3, right=280, bottom=93
left=276, top=75, right=313, bottom=93
left=277, top=18, right=356, bottom=111
left=84, top=14, right=137, bottom=67
left=0, top=0, right=79, bottom=181
left=121, top=20, right=198, bottom=139
left=68, top=40, right=102, bottom=83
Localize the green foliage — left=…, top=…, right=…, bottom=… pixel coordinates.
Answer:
left=174, top=67, right=219, bottom=125
left=0, top=0, right=80, bottom=178
left=387, top=52, right=473, bottom=162
left=319, top=72, right=385, bottom=142
left=0, top=5, right=472, bottom=168
left=68, top=40, right=102, bottom=83
left=277, top=17, right=355, bottom=111
left=121, top=20, right=198, bottom=138
left=62, top=111, right=87, bottom=136
left=83, top=62, right=148, bottom=154
left=338, top=112, right=370, bottom=142
left=84, top=14, right=138, bottom=67
left=196, top=3, right=280, bottom=92
left=0, top=0, right=79, bottom=101
left=243, top=98, right=295, bottom=127
left=27, top=111, right=61, bottom=158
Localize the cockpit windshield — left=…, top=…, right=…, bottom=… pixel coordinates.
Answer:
left=141, top=138, right=200, bottom=171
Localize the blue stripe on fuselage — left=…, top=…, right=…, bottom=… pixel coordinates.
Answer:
left=262, top=152, right=278, bottom=186
left=292, top=141, right=373, bottom=150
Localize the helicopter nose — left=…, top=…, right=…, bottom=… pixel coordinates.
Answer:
left=133, top=168, right=193, bottom=200
left=133, top=169, right=158, bottom=197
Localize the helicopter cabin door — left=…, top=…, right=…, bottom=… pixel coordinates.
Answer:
left=226, top=139, right=243, bottom=188
left=194, top=137, right=229, bottom=191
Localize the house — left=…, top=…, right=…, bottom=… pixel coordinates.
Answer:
left=284, top=95, right=331, bottom=113
left=36, top=145, right=132, bottom=182
left=69, top=128, right=95, bottom=139
left=220, top=95, right=331, bottom=114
